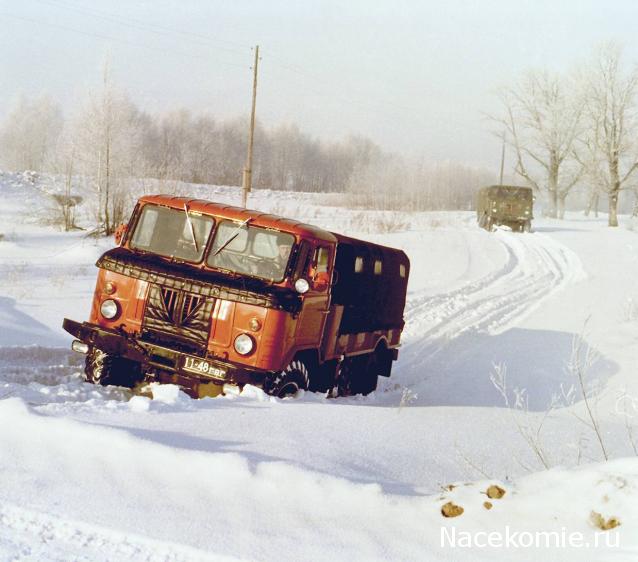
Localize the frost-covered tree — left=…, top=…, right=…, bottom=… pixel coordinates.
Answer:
left=0, top=94, right=63, bottom=171
left=495, top=69, right=584, bottom=218
left=579, top=43, right=638, bottom=227
left=72, top=63, right=150, bottom=234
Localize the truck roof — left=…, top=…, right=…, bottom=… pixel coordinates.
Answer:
left=331, top=232, right=410, bottom=262
left=479, top=185, right=533, bottom=193
left=139, top=195, right=337, bottom=243
left=138, top=195, right=408, bottom=257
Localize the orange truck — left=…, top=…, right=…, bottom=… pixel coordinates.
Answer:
left=63, top=195, right=410, bottom=398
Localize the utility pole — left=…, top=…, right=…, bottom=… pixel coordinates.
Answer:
left=499, top=131, right=506, bottom=185
left=242, top=45, right=259, bottom=208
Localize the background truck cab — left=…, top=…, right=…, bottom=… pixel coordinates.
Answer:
left=63, top=195, right=410, bottom=398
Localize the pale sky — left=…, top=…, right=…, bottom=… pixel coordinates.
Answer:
left=1, top=0, right=637, bottom=170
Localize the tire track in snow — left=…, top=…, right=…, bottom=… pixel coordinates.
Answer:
left=398, top=231, right=585, bottom=372
left=0, top=503, right=236, bottom=562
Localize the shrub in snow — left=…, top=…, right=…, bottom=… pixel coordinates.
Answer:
left=590, top=511, right=621, bottom=531
left=441, top=501, right=464, bottom=518
left=486, top=484, right=506, bottom=499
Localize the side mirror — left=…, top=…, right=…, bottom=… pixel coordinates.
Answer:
left=114, top=223, right=128, bottom=246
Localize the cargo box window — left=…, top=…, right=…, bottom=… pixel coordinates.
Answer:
left=374, top=259, right=382, bottom=275
left=354, top=256, right=364, bottom=273
left=399, top=263, right=406, bottom=278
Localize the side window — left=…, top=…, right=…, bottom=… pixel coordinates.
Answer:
left=354, top=256, right=364, bottom=273
left=293, top=240, right=311, bottom=280
left=399, top=263, right=406, bottom=278
left=315, top=247, right=330, bottom=274
left=374, top=259, right=382, bottom=275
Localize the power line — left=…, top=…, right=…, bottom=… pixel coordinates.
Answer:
left=6, top=3, right=433, bottom=135
left=265, top=51, right=421, bottom=117
left=26, top=0, right=426, bottom=124
left=33, top=0, right=251, bottom=56
left=0, top=11, right=249, bottom=69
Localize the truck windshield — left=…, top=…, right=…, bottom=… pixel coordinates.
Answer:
left=130, top=205, right=214, bottom=262
left=206, top=220, right=295, bottom=282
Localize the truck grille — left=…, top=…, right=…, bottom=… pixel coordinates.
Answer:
left=161, top=287, right=203, bottom=325
left=143, top=284, right=214, bottom=351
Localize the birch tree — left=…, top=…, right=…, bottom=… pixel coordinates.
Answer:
left=580, top=43, right=638, bottom=227
left=496, top=69, right=584, bottom=218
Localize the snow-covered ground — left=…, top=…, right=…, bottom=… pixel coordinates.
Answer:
left=1, top=171, right=637, bottom=561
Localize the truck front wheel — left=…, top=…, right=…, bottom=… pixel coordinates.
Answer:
left=263, top=359, right=310, bottom=398
left=84, top=347, right=142, bottom=389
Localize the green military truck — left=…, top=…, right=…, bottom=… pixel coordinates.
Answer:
left=476, top=185, right=534, bottom=232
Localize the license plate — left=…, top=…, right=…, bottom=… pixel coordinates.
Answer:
left=182, top=356, right=227, bottom=380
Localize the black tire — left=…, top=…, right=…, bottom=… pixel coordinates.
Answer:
left=357, top=353, right=380, bottom=395
left=335, top=357, right=356, bottom=397
left=336, top=353, right=378, bottom=397
left=84, top=347, right=142, bottom=388
left=263, top=359, right=310, bottom=398
left=308, top=359, right=337, bottom=394
left=479, top=213, right=492, bottom=231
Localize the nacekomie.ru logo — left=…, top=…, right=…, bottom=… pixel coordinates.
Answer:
left=440, top=526, right=620, bottom=549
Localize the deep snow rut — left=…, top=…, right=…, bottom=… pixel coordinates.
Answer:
left=399, top=230, right=585, bottom=367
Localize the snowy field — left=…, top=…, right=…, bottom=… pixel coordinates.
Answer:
left=1, top=171, right=637, bottom=561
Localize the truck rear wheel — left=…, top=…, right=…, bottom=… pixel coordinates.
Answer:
left=84, top=347, right=142, bottom=389
left=263, top=359, right=310, bottom=398
left=336, top=353, right=378, bottom=397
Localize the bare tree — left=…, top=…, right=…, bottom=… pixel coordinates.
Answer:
left=72, top=62, right=149, bottom=234
left=495, top=69, right=584, bottom=218
left=0, top=94, right=62, bottom=171
left=580, top=43, right=638, bottom=227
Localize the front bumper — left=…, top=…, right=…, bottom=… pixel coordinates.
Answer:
left=62, top=318, right=268, bottom=388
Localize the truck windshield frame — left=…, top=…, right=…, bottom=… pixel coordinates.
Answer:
left=130, top=204, right=214, bottom=263
left=206, top=220, right=296, bottom=282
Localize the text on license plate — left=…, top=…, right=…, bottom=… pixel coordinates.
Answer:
left=182, top=356, right=227, bottom=379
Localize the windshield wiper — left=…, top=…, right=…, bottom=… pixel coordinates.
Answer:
left=212, top=218, right=252, bottom=257
left=184, top=202, right=199, bottom=254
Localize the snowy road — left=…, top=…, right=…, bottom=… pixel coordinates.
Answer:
left=2, top=178, right=637, bottom=562
left=397, top=228, right=586, bottom=391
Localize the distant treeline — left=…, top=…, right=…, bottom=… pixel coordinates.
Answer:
left=0, top=77, right=494, bottom=232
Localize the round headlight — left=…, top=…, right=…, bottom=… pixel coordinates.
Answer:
left=294, top=278, right=310, bottom=294
left=100, top=299, right=119, bottom=320
left=234, top=333, right=255, bottom=355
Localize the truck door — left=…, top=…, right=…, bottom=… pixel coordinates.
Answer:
left=295, top=244, right=332, bottom=347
